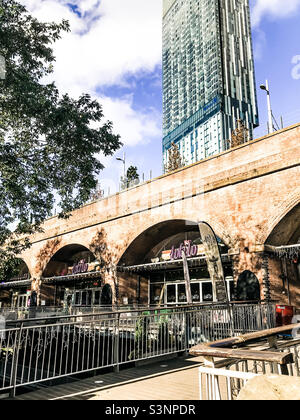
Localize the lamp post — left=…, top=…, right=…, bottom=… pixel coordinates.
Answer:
left=260, top=80, right=274, bottom=134
left=116, top=152, right=126, bottom=178
left=116, top=152, right=126, bottom=189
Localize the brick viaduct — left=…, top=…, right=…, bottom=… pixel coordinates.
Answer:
left=19, top=123, right=300, bottom=305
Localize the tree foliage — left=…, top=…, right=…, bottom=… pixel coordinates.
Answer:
left=164, top=142, right=185, bottom=173
left=120, top=165, right=140, bottom=190
left=89, top=181, right=104, bottom=201
left=228, top=119, right=249, bottom=149
left=0, top=0, right=121, bottom=278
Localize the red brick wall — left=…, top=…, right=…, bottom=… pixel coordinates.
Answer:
left=267, top=257, right=300, bottom=307
left=15, top=124, right=300, bottom=308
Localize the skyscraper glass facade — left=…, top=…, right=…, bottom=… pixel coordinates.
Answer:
left=162, top=0, right=259, bottom=167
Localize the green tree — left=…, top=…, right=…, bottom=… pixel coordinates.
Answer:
left=0, top=0, right=122, bottom=278
left=89, top=181, right=104, bottom=202
left=126, top=165, right=140, bottom=188
left=120, top=165, right=140, bottom=190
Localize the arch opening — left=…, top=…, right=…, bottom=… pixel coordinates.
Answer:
left=43, top=244, right=96, bottom=278
left=7, top=259, right=30, bottom=281
left=236, top=271, right=260, bottom=302
left=117, top=219, right=234, bottom=306
left=119, top=219, right=228, bottom=266
left=0, top=259, right=31, bottom=310
left=265, top=203, right=300, bottom=307
left=266, top=203, right=300, bottom=247
left=40, top=244, right=107, bottom=309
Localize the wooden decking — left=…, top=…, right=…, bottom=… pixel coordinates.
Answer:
left=11, top=355, right=204, bottom=400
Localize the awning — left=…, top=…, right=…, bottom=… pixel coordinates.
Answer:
left=42, top=270, right=102, bottom=284
left=0, top=279, right=32, bottom=289
left=265, top=244, right=300, bottom=259
left=117, top=254, right=231, bottom=273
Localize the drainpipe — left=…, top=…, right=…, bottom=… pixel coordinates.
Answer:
left=262, top=254, right=271, bottom=302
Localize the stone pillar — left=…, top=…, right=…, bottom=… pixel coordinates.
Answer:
left=103, top=268, right=119, bottom=307
left=31, top=277, right=42, bottom=306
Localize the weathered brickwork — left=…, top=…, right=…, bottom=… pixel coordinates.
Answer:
left=267, top=257, right=300, bottom=307
left=10, top=123, right=300, bottom=306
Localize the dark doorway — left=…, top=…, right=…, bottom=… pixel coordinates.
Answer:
left=101, top=284, right=112, bottom=305
left=236, top=270, right=260, bottom=301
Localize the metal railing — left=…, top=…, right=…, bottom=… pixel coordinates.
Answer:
left=0, top=302, right=275, bottom=396
left=0, top=300, right=274, bottom=326
left=191, top=324, right=300, bottom=400
left=0, top=305, right=115, bottom=321
left=0, top=305, right=159, bottom=323
left=198, top=366, right=260, bottom=401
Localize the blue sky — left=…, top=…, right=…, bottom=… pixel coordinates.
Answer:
left=22, top=0, right=300, bottom=195
left=252, top=1, right=300, bottom=137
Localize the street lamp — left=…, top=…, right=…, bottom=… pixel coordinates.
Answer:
left=116, top=151, right=126, bottom=179
left=260, top=80, right=274, bottom=134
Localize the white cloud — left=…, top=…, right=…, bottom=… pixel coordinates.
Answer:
left=252, top=28, right=266, bottom=61
left=291, top=55, right=300, bottom=80
left=252, top=0, right=300, bottom=27
left=22, top=0, right=162, bottom=91
left=100, top=95, right=161, bottom=147
left=20, top=0, right=163, bottom=152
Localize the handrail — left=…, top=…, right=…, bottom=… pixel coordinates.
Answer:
left=0, top=302, right=277, bottom=394
left=189, top=323, right=300, bottom=365
left=1, top=300, right=273, bottom=326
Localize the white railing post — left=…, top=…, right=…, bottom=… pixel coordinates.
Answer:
left=198, top=366, right=260, bottom=400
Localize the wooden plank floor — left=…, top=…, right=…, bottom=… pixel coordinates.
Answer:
left=89, top=363, right=202, bottom=401
left=12, top=355, right=204, bottom=401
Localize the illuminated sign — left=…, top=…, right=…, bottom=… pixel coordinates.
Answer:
left=170, top=240, right=198, bottom=260
left=72, top=260, right=89, bottom=275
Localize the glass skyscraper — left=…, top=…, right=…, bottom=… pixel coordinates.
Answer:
left=162, top=0, right=259, bottom=167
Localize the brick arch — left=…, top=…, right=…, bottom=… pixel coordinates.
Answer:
left=259, top=187, right=300, bottom=244
left=117, top=216, right=230, bottom=266
left=34, top=239, right=95, bottom=278
left=14, top=257, right=32, bottom=278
